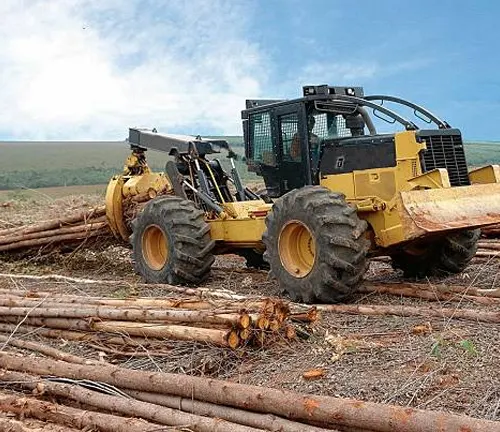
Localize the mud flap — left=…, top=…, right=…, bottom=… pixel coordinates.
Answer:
left=399, top=183, right=500, bottom=240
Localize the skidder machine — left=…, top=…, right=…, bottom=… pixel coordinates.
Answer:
left=106, top=84, right=500, bottom=303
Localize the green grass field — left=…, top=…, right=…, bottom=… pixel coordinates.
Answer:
left=0, top=138, right=498, bottom=193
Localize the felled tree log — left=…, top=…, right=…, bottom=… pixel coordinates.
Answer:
left=359, top=283, right=500, bottom=305
left=127, top=389, right=333, bottom=432
left=315, top=303, right=500, bottom=323
left=0, top=334, right=98, bottom=365
left=0, top=288, right=293, bottom=323
left=0, top=321, right=165, bottom=348
left=364, top=282, right=500, bottom=299
left=0, top=296, right=270, bottom=321
left=0, top=394, right=167, bottom=432
left=0, top=227, right=110, bottom=252
left=92, top=321, right=239, bottom=348
left=0, top=220, right=107, bottom=247
left=0, top=305, right=252, bottom=328
left=0, top=371, right=262, bottom=432
left=0, top=317, right=238, bottom=348
left=1, top=354, right=498, bottom=432
left=0, top=206, right=105, bottom=237
left=0, top=275, right=252, bottom=300
left=476, top=250, right=500, bottom=258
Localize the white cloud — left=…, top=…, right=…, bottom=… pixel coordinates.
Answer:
left=294, top=58, right=431, bottom=89
left=0, top=0, right=267, bottom=140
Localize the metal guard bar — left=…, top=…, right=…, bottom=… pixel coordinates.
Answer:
left=364, top=95, right=450, bottom=129
left=316, top=95, right=419, bottom=131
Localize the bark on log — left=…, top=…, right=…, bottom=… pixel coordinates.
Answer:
left=0, top=353, right=497, bottom=432
left=477, top=244, right=500, bottom=251
left=0, top=317, right=231, bottom=347
left=315, top=303, right=500, bottom=323
left=127, top=390, right=335, bottom=432
left=0, top=305, right=252, bottom=329
left=0, top=321, right=158, bottom=347
left=364, top=282, right=500, bottom=299
left=0, top=291, right=276, bottom=314
left=0, top=273, right=105, bottom=284
left=0, top=275, right=251, bottom=300
left=92, top=321, right=233, bottom=347
left=0, top=219, right=107, bottom=246
left=476, top=250, right=500, bottom=257
left=0, top=334, right=98, bottom=364
left=0, top=371, right=262, bottom=432
left=360, top=284, right=500, bottom=305
left=0, top=394, right=167, bottom=432
left=0, top=227, right=110, bottom=252
left=0, top=206, right=106, bottom=237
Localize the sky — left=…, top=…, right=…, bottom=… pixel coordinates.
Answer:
left=0, top=0, right=498, bottom=141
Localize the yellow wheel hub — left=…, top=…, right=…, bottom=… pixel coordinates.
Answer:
left=278, top=220, right=316, bottom=278
left=142, top=225, right=169, bottom=271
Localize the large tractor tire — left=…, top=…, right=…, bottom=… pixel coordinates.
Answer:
left=263, top=186, right=370, bottom=303
left=131, top=197, right=215, bottom=284
left=391, top=229, right=480, bottom=278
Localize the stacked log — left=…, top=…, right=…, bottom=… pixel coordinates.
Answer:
left=481, top=224, right=500, bottom=238
left=0, top=206, right=110, bottom=253
left=0, top=290, right=311, bottom=349
left=0, top=353, right=498, bottom=432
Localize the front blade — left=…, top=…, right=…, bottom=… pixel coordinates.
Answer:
left=399, top=183, right=500, bottom=239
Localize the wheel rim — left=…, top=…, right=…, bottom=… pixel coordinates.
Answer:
left=278, top=220, right=316, bottom=278
left=141, top=225, right=169, bottom=271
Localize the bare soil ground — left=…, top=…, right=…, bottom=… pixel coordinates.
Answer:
left=0, top=195, right=499, bottom=427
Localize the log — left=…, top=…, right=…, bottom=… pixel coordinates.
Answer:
left=0, top=317, right=233, bottom=347
left=477, top=244, right=500, bottom=251
left=0, top=371, right=262, bottom=432
left=359, top=284, right=500, bottom=305
left=0, top=394, right=168, bottom=432
left=0, top=206, right=106, bottom=237
left=0, top=273, right=106, bottom=284
left=0, top=321, right=160, bottom=347
left=0, top=334, right=98, bottom=365
left=0, top=291, right=276, bottom=314
left=475, top=250, right=500, bottom=258
left=315, top=303, right=500, bottom=324
left=0, top=227, right=110, bottom=252
left=1, top=353, right=498, bottom=432
left=0, top=219, right=107, bottom=246
left=92, top=321, right=234, bottom=347
left=0, top=274, right=251, bottom=300
left=127, top=390, right=335, bottom=432
left=364, top=282, right=500, bottom=299
left=0, top=305, right=252, bottom=329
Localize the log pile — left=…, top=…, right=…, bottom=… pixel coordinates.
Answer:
left=0, top=289, right=312, bottom=349
left=0, top=353, right=498, bottom=432
left=0, top=206, right=110, bottom=253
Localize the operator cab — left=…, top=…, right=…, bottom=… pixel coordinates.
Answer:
left=242, top=84, right=464, bottom=198
left=242, top=85, right=371, bottom=197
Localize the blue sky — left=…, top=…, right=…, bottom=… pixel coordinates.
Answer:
left=0, top=0, right=498, bottom=141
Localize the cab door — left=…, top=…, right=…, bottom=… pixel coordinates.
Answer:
left=273, top=103, right=312, bottom=195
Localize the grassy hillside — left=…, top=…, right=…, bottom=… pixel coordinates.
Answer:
left=0, top=138, right=498, bottom=191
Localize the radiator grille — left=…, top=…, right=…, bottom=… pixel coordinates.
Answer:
left=418, top=131, right=470, bottom=186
